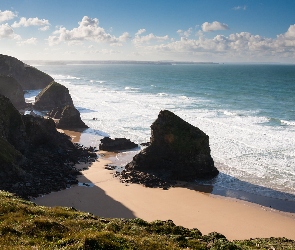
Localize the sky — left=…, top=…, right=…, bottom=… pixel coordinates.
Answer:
left=1, top=0, right=295, bottom=63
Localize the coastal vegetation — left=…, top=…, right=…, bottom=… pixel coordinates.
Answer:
left=0, top=191, right=294, bottom=249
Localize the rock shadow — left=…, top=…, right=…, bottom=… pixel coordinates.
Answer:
left=34, top=176, right=136, bottom=219
left=194, top=172, right=295, bottom=213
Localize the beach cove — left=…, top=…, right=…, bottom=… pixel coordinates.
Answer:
left=33, top=130, right=295, bottom=241
left=36, top=63, right=295, bottom=203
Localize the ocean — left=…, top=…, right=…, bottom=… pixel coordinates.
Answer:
left=29, top=63, right=295, bottom=209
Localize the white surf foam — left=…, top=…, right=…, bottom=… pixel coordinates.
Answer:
left=45, top=72, right=295, bottom=200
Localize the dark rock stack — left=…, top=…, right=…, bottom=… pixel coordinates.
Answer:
left=0, top=75, right=26, bottom=109
left=0, top=94, right=97, bottom=199
left=34, top=81, right=74, bottom=110
left=99, top=137, right=138, bottom=151
left=121, top=110, right=218, bottom=187
left=38, top=83, right=88, bottom=128
left=57, top=105, right=89, bottom=129
left=0, top=54, right=53, bottom=90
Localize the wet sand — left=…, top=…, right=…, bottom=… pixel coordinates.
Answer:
left=33, top=152, right=295, bottom=241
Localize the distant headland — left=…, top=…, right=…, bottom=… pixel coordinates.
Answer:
left=24, top=60, right=219, bottom=66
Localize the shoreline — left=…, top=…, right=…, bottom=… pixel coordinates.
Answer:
left=32, top=129, right=295, bottom=241
left=89, top=129, right=295, bottom=214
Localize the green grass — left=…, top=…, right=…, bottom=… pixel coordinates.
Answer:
left=0, top=191, right=294, bottom=249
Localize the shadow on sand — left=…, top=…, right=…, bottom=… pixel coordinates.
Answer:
left=34, top=174, right=136, bottom=219
left=193, top=172, right=295, bottom=213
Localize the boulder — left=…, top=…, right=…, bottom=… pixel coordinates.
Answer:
left=0, top=75, right=26, bottom=109
left=34, top=81, right=74, bottom=110
left=57, top=105, right=88, bottom=129
left=0, top=54, right=53, bottom=89
left=122, top=110, right=218, bottom=184
left=99, top=137, right=138, bottom=151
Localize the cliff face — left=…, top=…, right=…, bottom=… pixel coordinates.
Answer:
left=0, top=95, right=26, bottom=152
left=0, top=94, right=96, bottom=198
left=0, top=75, right=26, bottom=109
left=122, top=110, right=218, bottom=185
left=34, top=81, right=74, bottom=110
left=0, top=54, right=53, bottom=90
left=0, top=95, right=26, bottom=180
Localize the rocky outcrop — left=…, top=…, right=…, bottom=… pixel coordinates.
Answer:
left=34, top=81, right=74, bottom=110
left=99, top=137, right=138, bottom=151
left=48, top=107, right=62, bottom=119
left=121, top=110, right=218, bottom=187
left=0, top=75, right=26, bottom=109
left=0, top=94, right=97, bottom=198
left=0, top=95, right=27, bottom=152
left=57, top=105, right=88, bottom=129
left=0, top=54, right=53, bottom=90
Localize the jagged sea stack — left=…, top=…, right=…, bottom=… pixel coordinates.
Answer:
left=34, top=81, right=74, bottom=110
left=125, top=110, right=218, bottom=182
left=57, top=105, right=88, bottom=129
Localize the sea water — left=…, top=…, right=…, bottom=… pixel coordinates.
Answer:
left=34, top=63, right=295, bottom=204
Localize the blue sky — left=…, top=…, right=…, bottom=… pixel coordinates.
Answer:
left=1, top=0, right=295, bottom=63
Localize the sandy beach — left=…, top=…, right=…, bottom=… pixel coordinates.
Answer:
left=33, top=130, right=295, bottom=241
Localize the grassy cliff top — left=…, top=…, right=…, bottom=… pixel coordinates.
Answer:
left=0, top=191, right=294, bottom=249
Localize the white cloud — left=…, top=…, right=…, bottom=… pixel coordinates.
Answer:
left=0, top=23, right=14, bottom=38
left=283, top=24, right=295, bottom=39
left=202, top=21, right=229, bottom=32
left=67, top=40, right=83, bottom=46
left=17, top=37, right=37, bottom=45
left=39, top=25, right=50, bottom=31
left=135, top=29, right=146, bottom=36
left=48, top=35, right=60, bottom=46
left=233, top=6, right=247, bottom=11
left=177, top=28, right=192, bottom=38
left=0, top=23, right=21, bottom=40
left=48, top=16, right=130, bottom=46
left=0, top=10, right=17, bottom=23
left=12, top=17, right=50, bottom=28
left=133, top=29, right=169, bottom=45
left=138, top=24, right=295, bottom=61
left=118, top=32, right=131, bottom=42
